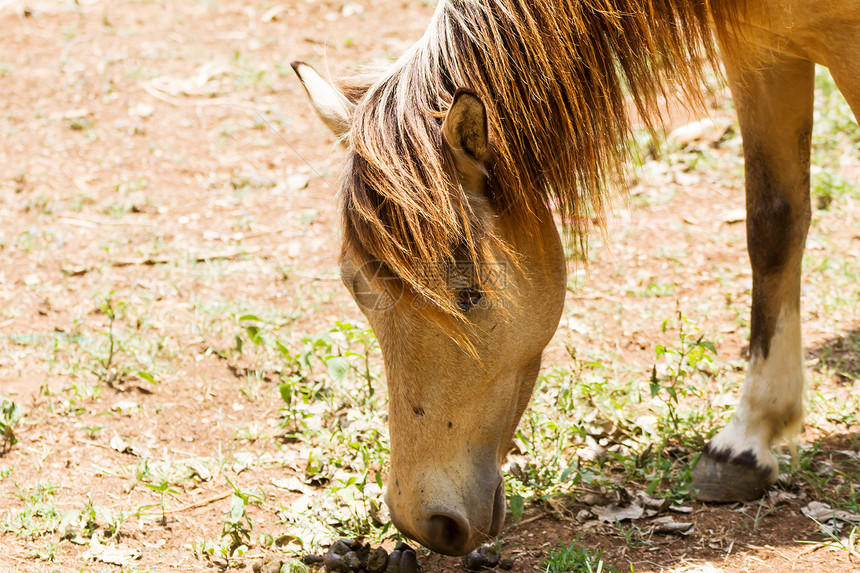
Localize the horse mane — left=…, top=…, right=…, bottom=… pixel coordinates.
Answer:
left=339, top=0, right=742, bottom=317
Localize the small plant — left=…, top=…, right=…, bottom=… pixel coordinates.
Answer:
left=542, top=537, right=619, bottom=573
left=144, top=473, right=181, bottom=526
left=801, top=520, right=860, bottom=559
left=649, top=310, right=717, bottom=437
left=52, top=292, right=163, bottom=388
left=221, top=476, right=265, bottom=557
left=328, top=320, right=381, bottom=402
left=188, top=477, right=265, bottom=565
left=93, top=294, right=137, bottom=384
left=0, top=396, right=22, bottom=450
left=3, top=482, right=62, bottom=537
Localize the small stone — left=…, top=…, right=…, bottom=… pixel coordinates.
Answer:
left=252, top=558, right=282, bottom=573
left=353, top=542, right=371, bottom=565
left=331, top=539, right=354, bottom=555
left=367, top=547, right=389, bottom=573
left=323, top=553, right=350, bottom=572
left=344, top=551, right=362, bottom=570
left=398, top=548, right=419, bottom=573
left=499, top=557, right=514, bottom=570
left=461, top=550, right=486, bottom=571
left=302, top=554, right=324, bottom=565
left=384, top=550, right=401, bottom=573
left=478, top=546, right=500, bottom=568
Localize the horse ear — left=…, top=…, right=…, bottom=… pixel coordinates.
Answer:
left=291, top=61, right=353, bottom=139
left=442, top=89, right=489, bottom=163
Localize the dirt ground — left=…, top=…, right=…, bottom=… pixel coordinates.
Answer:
left=1, top=1, right=859, bottom=572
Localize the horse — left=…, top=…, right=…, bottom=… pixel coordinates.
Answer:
left=291, top=0, right=860, bottom=557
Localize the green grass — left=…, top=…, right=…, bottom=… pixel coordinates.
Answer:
left=542, top=538, right=619, bottom=573
left=506, top=310, right=734, bottom=513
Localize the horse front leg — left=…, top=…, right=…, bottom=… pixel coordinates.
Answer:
left=692, top=50, right=814, bottom=502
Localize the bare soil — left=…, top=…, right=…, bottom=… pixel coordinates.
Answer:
left=1, top=1, right=859, bottom=572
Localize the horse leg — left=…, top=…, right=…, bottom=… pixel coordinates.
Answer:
left=692, top=51, right=814, bottom=502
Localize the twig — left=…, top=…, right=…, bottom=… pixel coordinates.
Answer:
left=75, top=438, right=117, bottom=451
left=142, top=82, right=258, bottom=110
left=138, top=491, right=232, bottom=517
left=515, top=512, right=548, bottom=528
left=110, top=247, right=261, bottom=267
left=58, top=215, right=142, bottom=227
left=746, top=544, right=792, bottom=562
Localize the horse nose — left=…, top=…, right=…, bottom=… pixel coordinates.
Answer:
left=417, top=511, right=471, bottom=555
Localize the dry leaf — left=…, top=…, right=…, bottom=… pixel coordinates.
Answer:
left=651, top=515, right=694, bottom=535
left=802, top=501, right=860, bottom=523
left=592, top=503, right=644, bottom=522
left=81, top=540, right=141, bottom=566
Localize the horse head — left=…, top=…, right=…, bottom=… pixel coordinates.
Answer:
left=293, top=62, right=566, bottom=555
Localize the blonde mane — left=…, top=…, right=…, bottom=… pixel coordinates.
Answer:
left=340, top=0, right=740, bottom=316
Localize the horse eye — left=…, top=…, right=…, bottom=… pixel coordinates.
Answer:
left=457, top=288, right=482, bottom=311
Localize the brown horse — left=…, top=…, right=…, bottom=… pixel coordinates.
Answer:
left=292, top=0, right=860, bottom=557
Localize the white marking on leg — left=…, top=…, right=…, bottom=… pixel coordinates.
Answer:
left=709, top=307, right=804, bottom=477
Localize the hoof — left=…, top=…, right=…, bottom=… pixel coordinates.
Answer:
left=691, top=447, right=776, bottom=502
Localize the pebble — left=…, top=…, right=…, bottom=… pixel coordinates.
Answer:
left=461, top=550, right=485, bottom=571
left=344, top=551, right=362, bottom=569
left=309, top=539, right=417, bottom=573
left=398, top=548, right=419, bottom=573
left=324, top=553, right=350, bottom=573
left=385, top=549, right=402, bottom=573
left=252, top=558, right=282, bottom=573
left=367, top=547, right=389, bottom=573
left=461, top=545, right=506, bottom=571
left=330, top=539, right=355, bottom=555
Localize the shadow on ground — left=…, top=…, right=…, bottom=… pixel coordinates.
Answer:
left=811, top=328, right=860, bottom=382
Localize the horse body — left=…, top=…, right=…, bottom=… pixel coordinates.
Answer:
left=293, top=0, right=859, bottom=555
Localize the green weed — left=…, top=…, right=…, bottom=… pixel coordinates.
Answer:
left=650, top=310, right=718, bottom=439
left=543, top=537, right=620, bottom=573
left=0, top=396, right=23, bottom=450
left=189, top=476, right=265, bottom=565
left=3, top=482, right=62, bottom=537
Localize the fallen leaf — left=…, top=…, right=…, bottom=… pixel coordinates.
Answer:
left=668, top=118, right=719, bottom=146
left=131, top=103, right=154, bottom=118
left=592, top=503, right=644, bottom=522
left=651, top=515, right=694, bottom=535
left=802, top=501, right=860, bottom=523
left=637, top=492, right=671, bottom=512
left=286, top=173, right=312, bottom=191
left=81, top=540, right=141, bottom=566
left=261, top=5, right=285, bottom=21
left=272, top=477, right=310, bottom=493
left=109, top=435, right=139, bottom=456
left=768, top=490, right=798, bottom=504
left=580, top=491, right=610, bottom=506
left=112, top=400, right=138, bottom=415
left=721, top=208, right=746, bottom=224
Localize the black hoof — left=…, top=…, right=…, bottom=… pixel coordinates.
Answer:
left=691, top=447, right=776, bottom=502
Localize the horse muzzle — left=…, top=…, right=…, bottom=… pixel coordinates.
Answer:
left=387, top=476, right=506, bottom=556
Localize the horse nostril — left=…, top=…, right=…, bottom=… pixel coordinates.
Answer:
left=423, top=513, right=471, bottom=555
